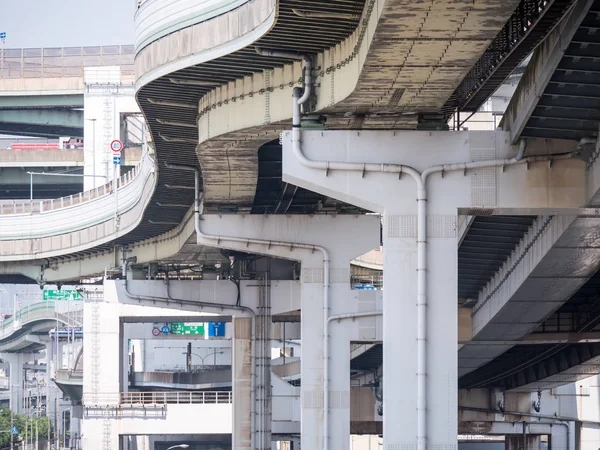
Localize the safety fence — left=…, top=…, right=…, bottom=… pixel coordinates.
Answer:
left=84, top=391, right=232, bottom=406
left=0, top=46, right=134, bottom=79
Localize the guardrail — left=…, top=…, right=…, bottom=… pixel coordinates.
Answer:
left=84, top=391, right=232, bottom=406
left=54, top=369, right=83, bottom=384
left=0, top=46, right=134, bottom=79
left=0, top=301, right=83, bottom=341
left=0, top=153, right=150, bottom=216
left=134, top=0, right=250, bottom=53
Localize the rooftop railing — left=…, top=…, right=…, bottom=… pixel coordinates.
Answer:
left=84, top=391, right=232, bottom=406
left=0, top=45, right=134, bottom=79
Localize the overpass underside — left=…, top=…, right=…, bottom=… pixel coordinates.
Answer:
left=4, top=0, right=600, bottom=449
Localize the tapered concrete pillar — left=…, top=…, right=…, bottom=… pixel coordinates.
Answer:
left=198, top=215, right=379, bottom=450
left=233, top=317, right=253, bottom=450
left=5, top=352, right=33, bottom=414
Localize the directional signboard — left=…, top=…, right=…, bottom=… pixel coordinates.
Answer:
left=170, top=322, right=205, bottom=335
left=113, top=156, right=121, bottom=165
left=151, top=322, right=205, bottom=336
left=43, top=289, right=83, bottom=301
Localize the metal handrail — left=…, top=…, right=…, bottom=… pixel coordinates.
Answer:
left=0, top=152, right=153, bottom=216
left=121, top=391, right=232, bottom=405
left=84, top=391, right=233, bottom=406
left=0, top=300, right=84, bottom=340
left=0, top=45, right=134, bottom=79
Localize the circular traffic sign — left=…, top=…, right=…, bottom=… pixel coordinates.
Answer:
left=152, top=327, right=160, bottom=337
left=161, top=325, right=170, bottom=335
left=110, top=139, right=123, bottom=154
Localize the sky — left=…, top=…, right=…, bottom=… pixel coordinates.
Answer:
left=0, top=0, right=136, bottom=48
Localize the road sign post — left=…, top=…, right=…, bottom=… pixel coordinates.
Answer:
left=110, top=140, right=123, bottom=227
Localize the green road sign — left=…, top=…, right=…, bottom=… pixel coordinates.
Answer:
left=169, top=322, right=205, bottom=335
left=42, top=290, right=83, bottom=301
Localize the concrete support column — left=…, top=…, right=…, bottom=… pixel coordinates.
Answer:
left=551, top=422, right=574, bottom=450
left=233, top=317, right=253, bottom=450
left=71, top=404, right=83, bottom=447
left=381, top=213, right=457, bottom=449
left=382, top=211, right=418, bottom=443
left=81, top=294, right=120, bottom=450
left=197, top=215, right=379, bottom=450
left=5, top=352, right=31, bottom=414
left=506, top=435, right=541, bottom=450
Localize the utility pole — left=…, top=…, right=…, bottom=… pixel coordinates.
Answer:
left=35, top=385, right=39, bottom=450
left=91, top=118, right=97, bottom=186
left=10, top=400, right=14, bottom=450
left=25, top=394, right=28, bottom=450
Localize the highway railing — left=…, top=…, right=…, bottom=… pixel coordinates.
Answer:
left=0, top=153, right=154, bottom=242
left=135, top=0, right=251, bottom=53
left=0, top=46, right=134, bottom=79
left=0, top=301, right=83, bottom=341
left=0, top=155, right=149, bottom=216
left=84, top=391, right=232, bottom=406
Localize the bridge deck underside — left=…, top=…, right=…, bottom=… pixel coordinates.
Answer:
left=522, top=6, right=600, bottom=141
left=458, top=216, right=536, bottom=300
left=460, top=268, right=600, bottom=391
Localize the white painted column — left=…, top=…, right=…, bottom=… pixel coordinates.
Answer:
left=382, top=210, right=418, bottom=446
left=81, top=293, right=120, bottom=450
left=5, top=353, right=27, bottom=414
left=71, top=404, right=83, bottom=446
left=551, top=422, right=574, bottom=450
left=197, top=215, right=378, bottom=450
left=299, top=252, right=325, bottom=450
left=233, top=317, right=253, bottom=450
left=426, top=223, right=458, bottom=448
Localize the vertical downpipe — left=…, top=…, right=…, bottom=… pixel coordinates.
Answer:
left=416, top=182, right=427, bottom=450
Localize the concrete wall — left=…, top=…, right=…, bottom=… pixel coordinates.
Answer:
left=83, top=67, right=140, bottom=190
left=130, top=337, right=231, bottom=372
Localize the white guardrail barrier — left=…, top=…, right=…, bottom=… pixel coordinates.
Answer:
left=134, top=0, right=250, bottom=53
left=0, top=301, right=83, bottom=341
left=0, top=153, right=155, bottom=241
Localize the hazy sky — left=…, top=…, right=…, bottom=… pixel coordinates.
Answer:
left=1, top=0, right=136, bottom=48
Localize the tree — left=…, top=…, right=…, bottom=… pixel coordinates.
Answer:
left=0, top=407, right=26, bottom=448
left=0, top=407, right=54, bottom=448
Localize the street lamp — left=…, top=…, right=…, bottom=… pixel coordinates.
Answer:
left=86, top=118, right=97, bottom=187
left=167, top=445, right=189, bottom=450
left=189, top=350, right=224, bottom=372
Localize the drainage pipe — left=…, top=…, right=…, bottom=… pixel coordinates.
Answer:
left=255, top=47, right=312, bottom=106
left=515, top=139, right=527, bottom=161
left=121, top=235, right=257, bottom=450
left=290, top=88, right=574, bottom=450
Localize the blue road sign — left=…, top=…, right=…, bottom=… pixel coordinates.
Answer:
left=113, top=156, right=121, bottom=165
left=161, top=325, right=170, bottom=335
left=0, top=33, right=6, bottom=39
left=12, top=426, right=18, bottom=435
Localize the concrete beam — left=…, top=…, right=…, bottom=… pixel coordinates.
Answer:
left=0, top=122, right=82, bottom=139
left=0, top=149, right=83, bottom=168
left=0, top=109, right=83, bottom=138
left=0, top=94, right=83, bottom=109
left=0, top=109, right=83, bottom=128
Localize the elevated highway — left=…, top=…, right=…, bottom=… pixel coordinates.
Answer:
left=3, top=0, right=600, bottom=449
left=0, top=46, right=134, bottom=137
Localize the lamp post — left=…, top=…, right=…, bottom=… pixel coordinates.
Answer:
left=89, top=119, right=97, bottom=185
left=190, top=350, right=224, bottom=372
